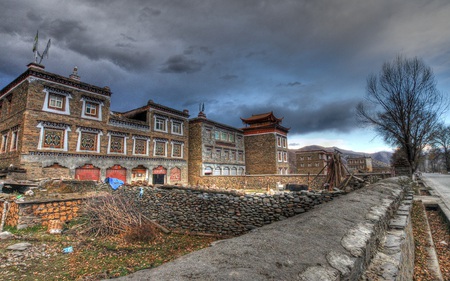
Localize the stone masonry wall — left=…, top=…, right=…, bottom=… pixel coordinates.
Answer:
left=244, top=134, right=277, bottom=174
left=192, top=174, right=326, bottom=190
left=1, top=198, right=83, bottom=228
left=122, top=186, right=342, bottom=236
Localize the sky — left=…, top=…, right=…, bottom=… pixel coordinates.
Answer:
left=1, top=0, right=450, bottom=154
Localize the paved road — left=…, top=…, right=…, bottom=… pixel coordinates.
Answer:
left=421, top=173, right=450, bottom=214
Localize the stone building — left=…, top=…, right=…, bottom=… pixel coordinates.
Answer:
left=347, top=156, right=373, bottom=173
left=296, top=149, right=332, bottom=175
left=188, top=111, right=245, bottom=185
left=241, top=112, right=289, bottom=175
left=0, top=63, right=189, bottom=185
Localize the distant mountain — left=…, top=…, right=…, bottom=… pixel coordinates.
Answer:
left=292, top=145, right=392, bottom=165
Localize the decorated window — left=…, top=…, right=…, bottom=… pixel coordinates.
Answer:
left=277, top=136, right=282, bottom=147
left=172, top=142, right=183, bottom=158
left=80, top=132, right=97, bottom=151
left=76, top=127, right=102, bottom=153
left=283, top=152, right=288, bottom=162
left=42, top=87, right=72, bottom=115
left=238, top=151, right=244, bottom=161
left=133, top=138, right=148, bottom=155
left=221, top=132, right=227, bottom=141
left=223, top=167, right=230, bottom=175
left=277, top=151, right=282, bottom=162
left=282, top=137, right=287, bottom=148
left=37, top=121, right=71, bottom=151
left=214, top=131, right=220, bottom=140
left=229, top=134, right=235, bottom=142
left=214, top=167, right=221, bottom=175
left=154, top=140, right=167, bottom=157
left=110, top=136, right=125, bottom=153
left=171, top=120, right=183, bottom=135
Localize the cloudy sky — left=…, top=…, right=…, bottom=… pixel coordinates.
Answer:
left=1, top=0, right=450, bottom=153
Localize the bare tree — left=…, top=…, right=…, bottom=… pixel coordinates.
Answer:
left=430, top=123, right=450, bottom=172
left=357, top=56, right=447, bottom=176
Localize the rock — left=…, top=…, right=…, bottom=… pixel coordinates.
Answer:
left=0, top=231, right=13, bottom=240
left=6, top=242, right=32, bottom=251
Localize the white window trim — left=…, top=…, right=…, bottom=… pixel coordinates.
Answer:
left=171, top=141, right=184, bottom=158
left=283, top=152, right=288, bottom=162
left=1, top=133, right=8, bottom=153
left=154, top=116, right=168, bottom=133
left=10, top=129, right=19, bottom=151
left=76, top=128, right=102, bottom=153
left=153, top=139, right=168, bottom=157
left=132, top=136, right=150, bottom=156
left=170, top=120, right=184, bottom=136
left=81, top=97, right=103, bottom=121
left=107, top=132, right=127, bottom=155
left=42, top=89, right=72, bottom=115
left=277, top=151, right=282, bottom=162
left=36, top=123, right=71, bottom=151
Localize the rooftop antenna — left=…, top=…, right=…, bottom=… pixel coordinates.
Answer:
left=32, top=30, right=51, bottom=64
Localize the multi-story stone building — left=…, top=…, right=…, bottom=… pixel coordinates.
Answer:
left=347, top=156, right=373, bottom=173
left=296, top=149, right=332, bottom=175
left=188, top=111, right=245, bottom=185
left=241, top=112, right=289, bottom=175
left=0, top=63, right=189, bottom=185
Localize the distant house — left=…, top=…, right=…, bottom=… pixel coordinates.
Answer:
left=296, top=149, right=332, bottom=175
left=347, top=156, right=373, bottom=173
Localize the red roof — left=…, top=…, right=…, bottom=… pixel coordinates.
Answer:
left=240, top=111, right=283, bottom=125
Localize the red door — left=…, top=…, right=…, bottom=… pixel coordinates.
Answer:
left=106, top=165, right=127, bottom=182
left=75, top=164, right=100, bottom=181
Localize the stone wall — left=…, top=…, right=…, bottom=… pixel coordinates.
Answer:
left=0, top=198, right=83, bottom=228
left=109, top=177, right=414, bottom=281
left=121, top=185, right=343, bottom=236
left=244, top=134, right=277, bottom=174
left=192, top=174, right=326, bottom=190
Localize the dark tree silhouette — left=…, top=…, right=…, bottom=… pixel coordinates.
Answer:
left=357, top=56, right=447, bottom=176
left=430, top=123, right=450, bottom=172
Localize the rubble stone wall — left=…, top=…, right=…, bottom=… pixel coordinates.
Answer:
left=124, top=186, right=343, bottom=236
left=1, top=198, right=83, bottom=228
left=192, top=174, right=326, bottom=190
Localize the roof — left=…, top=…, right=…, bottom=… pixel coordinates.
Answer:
left=0, top=63, right=112, bottom=98
left=120, top=99, right=190, bottom=118
left=240, top=111, right=283, bottom=125
left=189, top=115, right=243, bottom=133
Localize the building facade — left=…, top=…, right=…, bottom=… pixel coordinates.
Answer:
left=296, top=149, right=331, bottom=175
left=0, top=63, right=189, bottom=185
left=188, top=111, right=246, bottom=185
left=347, top=156, right=373, bottom=173
left=241, top=112, right=290, bottom=175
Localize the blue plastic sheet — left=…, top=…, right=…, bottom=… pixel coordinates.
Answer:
left=105, top=177, right=124, bottom=190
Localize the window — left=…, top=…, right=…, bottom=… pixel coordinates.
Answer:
left=155, top=116, right=167, bottom=132
left=133, top=136, right=149, bottom=156
left=205, top=129, right=212, bottom=139
left=282, top=138, right=287, bottom=148
left=300, top=156, right=304, bottom=160
left=277, top=136, right=282, bottom=147
left=238, top=151, right=244, bottom=161
left=300, top=163, right=304, bottom=167
left=223, top=167, right=230, bottom=175
left=81, top=96, right=103, bottom=121
left=308, top=163, right=312, bottom=167
left=205, top=147, right=212, bottom=158
left=171, top=120, right=183, bottom=135
left=215, top=148, right=222, bottom=159
left=1, top=133, right=8, bottom=153
left=107, top=132, right=127, bottom=154
left=277, top=151, right=282, bottom=162
left=204, top=166, right=213, bottom=176
left=154, top=139, right=168, bottom=157
left=315, top=163, right=319, bottom=167
left=214, top=131, right=220, bottom=140
left=43, top=88, right=72, bottom=115
left=214, top=167, right=221, bottom=175
left=224, top=150, right=229, bottom=160
left=79, top=132, right=98, bottom=152
left=283, top=152, right=288, bottom=162
left=85, top=102, right=98, bottom=117
left=231, top=167, right=237, bottom=175
left=231, top=151, right=236, bottom=161
left=10, top=129, right=18, bottom=151
left=307, top=156, right=312, bottom=160
left=238, top=167, right=245, bottom=175
left=172, top=142, right=183, bottom=158
left=229, top=134, right=235, bottom=142
left=48, top=93, right=65, bottom=110
left=221, top=132, right=227, bottom=141
left=37, top=122, right=71, bottom=151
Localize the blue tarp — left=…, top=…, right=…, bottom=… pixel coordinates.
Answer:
left=105, top=177, right=124, bottom=190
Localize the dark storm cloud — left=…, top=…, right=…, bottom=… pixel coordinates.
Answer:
left=1, top=0, right=450, bottom=146
left=160, top=55, right=205, bottom=73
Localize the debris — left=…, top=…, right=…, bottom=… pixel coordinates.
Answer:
left=0, top=231, right=13, bottom=240
left=63, top=246, right=73, bottom=254
left=104, top=177, right=124, bottom=190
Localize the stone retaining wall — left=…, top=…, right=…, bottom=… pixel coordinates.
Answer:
left=107, top=177, right=414, bottom=281
left=192, top=174, right=326, bottom=190
left=122, top=186, right=343, bottom=236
